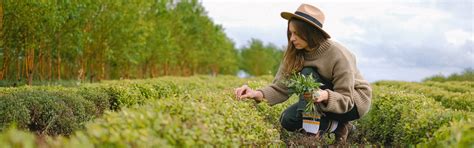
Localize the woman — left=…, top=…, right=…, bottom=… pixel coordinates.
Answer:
left=234, top=4, right=372, bottom=143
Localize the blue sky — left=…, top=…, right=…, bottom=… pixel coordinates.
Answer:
left=201, top=0, right=473, bottom=82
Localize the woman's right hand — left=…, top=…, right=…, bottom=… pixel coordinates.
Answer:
left=234, top=85, right=264, bottom=101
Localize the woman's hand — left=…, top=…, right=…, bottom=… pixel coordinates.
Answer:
left=234, top=85, right=264, bottom=102
left=313, top=90, right=329, bottom=104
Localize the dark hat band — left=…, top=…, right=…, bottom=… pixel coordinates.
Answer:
left=295, top=11, right=323, bottom=28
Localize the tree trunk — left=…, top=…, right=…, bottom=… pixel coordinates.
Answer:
left=150, top=63, right=156, bottom=78
left=38, top=43, right=43, bottom=81
left=16, top=48, right=20, bottom=81
left=78, top=57, right=85, bottom=82
left=48, top=46, right=52, bottom=81
left=26, top=47, right=34, bottom=86
left=100, top=61, right=105, bottom=81
left=211, top=64, right=218, bottom=77
left=124, top=62, right=130, bottom=79
left=57, top=49, right=61, bottom=80
left=163, top=61, right=169, bottom=76
left=1, top=47, right=9, bottom=80
left=0, top=0, right=3, bottom=32
left=0, top=1, right=5, bottom=80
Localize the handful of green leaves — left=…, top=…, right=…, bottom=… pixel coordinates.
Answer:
left=284, top=73, right=322, bottom=113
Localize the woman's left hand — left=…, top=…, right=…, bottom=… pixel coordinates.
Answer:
left=313, top=90, right=329, bottom=104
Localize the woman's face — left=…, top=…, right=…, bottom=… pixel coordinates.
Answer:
left=289, top=21, right=308, bottom=50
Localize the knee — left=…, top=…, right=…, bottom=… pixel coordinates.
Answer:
left=280, top=112, right=301, bottom=131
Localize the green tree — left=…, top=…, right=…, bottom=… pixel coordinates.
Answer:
left=239, top=39, right=283, bottom=76
left=0, top=0, right=240, bottom=85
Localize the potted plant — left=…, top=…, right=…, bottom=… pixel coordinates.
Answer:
left=284, top=73, right=322, bottom=134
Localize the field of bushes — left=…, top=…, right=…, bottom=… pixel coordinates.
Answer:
left=0, top=75, right=473, bottom=147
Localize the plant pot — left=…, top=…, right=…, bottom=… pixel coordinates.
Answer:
left=303, top=91, right=313, bottom=100
left=302, top=112, right=320, bottom=134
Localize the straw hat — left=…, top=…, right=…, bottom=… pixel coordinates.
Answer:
left=281, top=4, right=331, bottom=38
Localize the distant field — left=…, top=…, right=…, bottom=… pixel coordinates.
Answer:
left=0, top=75, right=472, bottom=147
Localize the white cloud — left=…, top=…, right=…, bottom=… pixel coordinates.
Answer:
left=445, top=29, right=474, bottom=46
left=200, top=0, right=473, bottom=82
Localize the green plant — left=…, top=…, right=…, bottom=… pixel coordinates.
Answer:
left=284, top=73, right=321, bottom=113
left=420, top=118, right=474, bottom=147
left=353, top=84, right=473, bottom=145
left=0, top=127, right=36, bottom=148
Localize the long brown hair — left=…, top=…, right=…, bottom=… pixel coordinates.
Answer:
left=282, top=18, right=329, bottom=77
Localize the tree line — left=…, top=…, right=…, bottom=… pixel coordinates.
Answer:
left=423, top=68, right=474, bottom=82
left=0, top=0, right=282, bottom=85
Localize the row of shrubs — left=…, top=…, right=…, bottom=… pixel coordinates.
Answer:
left=0, top=75, right=277, bottom=135
left=354, top=84, right=473, bottom=146
left=53, top=94, right=284, bottom=147
left=66, top=79, right=472, bottom=146
left=422, top=81, right=474, bottom=93
left=374, top=81, right=474, bottom=111
left=0, top=76, right=293, bottom=146
left=421, top=118, right=474, bottom=147
left=0, top=76, right=472, bottom=146
left=0, top=78, right=191, bottom=135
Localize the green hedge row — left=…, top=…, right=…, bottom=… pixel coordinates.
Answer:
left=62, top=96, right=282, bottom=146
left=421, top=118, right=474, bottom=147
left=0, top=88, right=99, bottom=135
left=0, top=76, right=273, bottom=136
left=0, top=76, right=290, bottom=147
left=0, top=76, right=472, bottom=146
left=375, top=81, right=474, bottom=111
left=354, top=84, right=473, bottom=145
left=0, top=80, right=186, bottom=135
left=423, top=81, right=474, bottom=93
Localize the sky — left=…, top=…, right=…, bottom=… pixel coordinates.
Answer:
left=200, top=0, right=473, bottom=82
